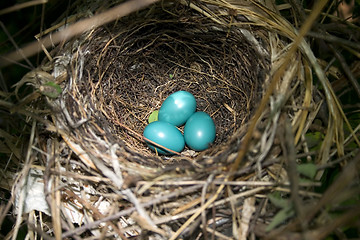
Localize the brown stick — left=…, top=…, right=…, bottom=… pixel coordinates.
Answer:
left=0, top=0, right=159, bottom=68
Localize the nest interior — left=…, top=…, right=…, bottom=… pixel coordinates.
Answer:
left=61, top=2, right=268, bottom=169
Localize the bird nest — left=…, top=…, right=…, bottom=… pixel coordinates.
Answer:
left=5, top=0, right=358, bottom=239
left=55, top=7, right=266, bottom=169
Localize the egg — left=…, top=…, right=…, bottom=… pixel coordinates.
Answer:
left=184, top=112, right=216, bottom=151
left=158, top=91, right=196, bottom=126
left=143, top=121, right=185, bottom=155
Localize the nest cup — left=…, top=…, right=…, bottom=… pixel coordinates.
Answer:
left=53, top=1, right=265, bottom=171
left=54, top=1, right=268, bottom=170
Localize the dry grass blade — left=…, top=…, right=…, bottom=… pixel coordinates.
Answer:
left=169, top=184, right=225, bottom=240
left=294, top=59, right=312, bottom=145
left=230, top=0, right=329, bottom=172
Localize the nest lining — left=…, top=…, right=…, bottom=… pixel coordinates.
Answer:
left=60, top=4, right=268, bottom=168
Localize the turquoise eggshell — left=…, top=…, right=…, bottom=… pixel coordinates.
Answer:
left=158, top=91, right=196, bottom=126
left=184, top=112, right=216, bottom=151
left=143, top=121, right=185, bottom=155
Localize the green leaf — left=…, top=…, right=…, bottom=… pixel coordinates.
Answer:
left=297, top=163, right=317, bottom=179
left=299, top=177, right=316, bottom=184
left=39, top=81, right=62, bottom=98
left=266, top=206, right=294, bottom=231
left=148, top=110, right=159, bottom=123
left=305, top=132, right=323, bottom=149
left=268, top=192, right=289, bottom=209
left=169, top=73, right=174, bottom=79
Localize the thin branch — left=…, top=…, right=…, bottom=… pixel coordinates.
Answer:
left=0, top=0, right=159, bottom=68
left=0, top=22, right=34, bottom=69
left=328, top=43, right=360, bottom=99
left=307, top=31, right=360, bottom=51
left=0, top=0, right=48, bottom=16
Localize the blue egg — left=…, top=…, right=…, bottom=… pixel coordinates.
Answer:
left=184, top=112, right=216, bottom=151
left=143, top=121, right=185, bottom=155
left=158, top=91, right=196, bottom=126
